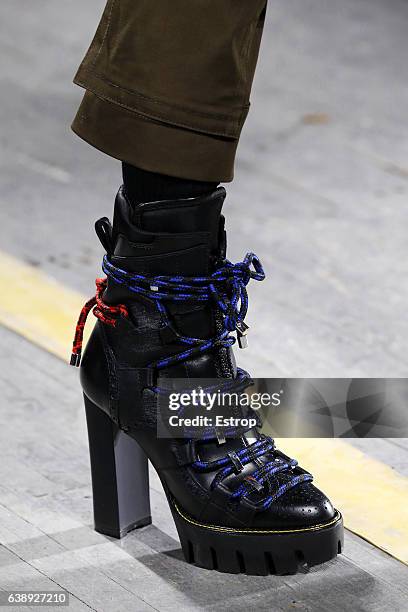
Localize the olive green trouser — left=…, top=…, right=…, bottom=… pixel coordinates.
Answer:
left=72, top=0, right=267, bottom=182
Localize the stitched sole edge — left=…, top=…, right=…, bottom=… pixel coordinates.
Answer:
left=172, top=499, right=342, bottom=535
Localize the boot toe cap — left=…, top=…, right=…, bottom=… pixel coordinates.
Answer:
left=252, top=483, right=336, bottom=530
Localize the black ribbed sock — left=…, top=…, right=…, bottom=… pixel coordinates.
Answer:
left=122, top=163, right=219, bottom=205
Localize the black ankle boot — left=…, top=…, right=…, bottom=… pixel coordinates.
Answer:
left=72, top=186, right=343, bottom=575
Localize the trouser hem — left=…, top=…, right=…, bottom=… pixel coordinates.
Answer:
left=71, top=91, right=237, bottom=182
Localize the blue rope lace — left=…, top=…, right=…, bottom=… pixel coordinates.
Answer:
left=191, top=435, right=312, bottom=507
left=102, top=251, right=265, bottom=369
left=102, top=252, right=312, bottom=507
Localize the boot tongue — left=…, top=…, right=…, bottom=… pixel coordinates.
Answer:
left=135, top=187, right=226, bottom=254
left=111, top=186, right=226, bottom=276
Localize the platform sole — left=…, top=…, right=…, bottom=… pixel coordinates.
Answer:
left=170, top=497, right=344, bottom=575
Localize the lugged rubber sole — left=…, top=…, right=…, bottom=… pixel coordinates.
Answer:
left=169, top=497, right=344, bottom=575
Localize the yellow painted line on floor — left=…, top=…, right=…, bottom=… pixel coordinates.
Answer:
left=0, top=251, right=93, bottom=361
left=1, top=249, right=408, bottom=566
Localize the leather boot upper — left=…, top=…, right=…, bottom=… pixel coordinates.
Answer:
left=80, top=186, right=337, bottom=530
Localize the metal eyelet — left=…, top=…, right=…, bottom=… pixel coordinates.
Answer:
left=244, top=475, right=264, bottom=493
left=228, top=451, right=244, bottom=473
left=236, top=321, right=249, bottom=349
left=215, top=428, right=226, bottom=445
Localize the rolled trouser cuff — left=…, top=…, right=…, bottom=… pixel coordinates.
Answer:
left=72, top=91, right=238, bottom=182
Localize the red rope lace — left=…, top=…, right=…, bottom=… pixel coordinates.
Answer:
left=70, top=277, right=128, bottom=367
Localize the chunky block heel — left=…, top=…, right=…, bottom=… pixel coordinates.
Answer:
left=84, top=394, right=152, bottom=538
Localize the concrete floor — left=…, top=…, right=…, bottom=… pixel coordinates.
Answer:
left=1, top=0, right=408, bottom=610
